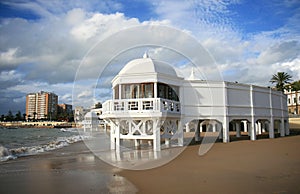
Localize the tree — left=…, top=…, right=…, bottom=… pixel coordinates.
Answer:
left=94, top=102, right=102, bottom=109
left=291, top=81, right=300, bottom=114
left=33, top=112, right=37, bottom=121
left=15, top=111, right=22, bottom=121
left=6, top=110, right=14, bottom=121
left=270, top=72, right=292, bottom=92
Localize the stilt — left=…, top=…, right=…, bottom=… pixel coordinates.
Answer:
left=223, top=117, right=230, bottom=143
left=242, top=120, right=247, bottom=133
left=280, top=118, right=285, bottom=137
left=185, top=123, right=190, bottom=132
left=153, top=120, right=161, bottom=151
left=285, top=120, right=290, bottom=136
left=269, top=119, right=274, bottom=139
left=236, top=122, right=241, bottom=137
left=195, top=121, right=201, bottom=142
left=250, top=121, right=256, bottom=141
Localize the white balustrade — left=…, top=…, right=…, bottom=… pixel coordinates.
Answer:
left=102, top=98, right=180, bottom=114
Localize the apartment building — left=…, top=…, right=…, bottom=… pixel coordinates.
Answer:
left=26, top=91, right=58, bottom=120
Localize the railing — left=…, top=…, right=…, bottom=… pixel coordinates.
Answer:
left=102, top=98, right=180, bottom=114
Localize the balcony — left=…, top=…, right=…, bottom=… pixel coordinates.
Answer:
left=101, top=98, right=180, bottom=118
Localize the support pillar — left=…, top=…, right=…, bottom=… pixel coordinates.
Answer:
left=111, top=125, right=116, bottom=150
left=262, top=121, right=266, bottom=133
left=195, top=121, right=201, bottom=142
left=212, top=123, right=217, bottom=132
left=223, top=117, right=230, bottom=143
left=236, top=122, right=241, bottom=138
left=115, top=124, right=121, bottom=153
left=250, top=121, right=256, bottom=141
left=153, top=120, right=161, bottom=151
left=242, top=121, right=247, bottom=133
left=135, top=139, right=140, bottom=147
left=200, top=124, right=203, bottom=133
left=269, top=119, right=274, bottom=139
left=285, top=120, right=290, bottom=136
left=280, top=118, right=285, bottom=137
left=185, top=122, right=190, bottom=132
left=257, top=121, right=262, bottom=135
left=178, top=121, right=184, bottom=146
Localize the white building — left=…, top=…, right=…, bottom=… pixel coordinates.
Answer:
left=100, top=55, right=289, bottom=151
left=284, top=84, right=300, bottom=115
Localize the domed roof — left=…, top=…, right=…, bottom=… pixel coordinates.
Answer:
left=118, top=55, right=178, bottom=78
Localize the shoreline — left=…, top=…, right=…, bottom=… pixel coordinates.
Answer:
left=0, top=141, right=138, bottom=194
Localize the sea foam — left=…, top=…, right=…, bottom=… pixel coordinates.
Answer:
left=0, top=134, right=91, bottom=162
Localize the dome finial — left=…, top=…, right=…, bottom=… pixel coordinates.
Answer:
left=143, top=51, right=149, bottom=58
left=188, top=67, right=196, bottom=80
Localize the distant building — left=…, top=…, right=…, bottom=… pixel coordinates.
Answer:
left=74, top=106, right=89, bottom=123
left=26, top=91, right=58, bottom=120
left=57, top=103, right=73, bottom=121
left=58, top=103, right=73, bottom=114
left=285, top=84, right=300, bottom=115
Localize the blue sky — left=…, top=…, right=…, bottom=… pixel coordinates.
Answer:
left=0, top=0, right=299, bottom=115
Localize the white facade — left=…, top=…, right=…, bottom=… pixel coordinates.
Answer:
left=100, top=55, right=289, bottom=151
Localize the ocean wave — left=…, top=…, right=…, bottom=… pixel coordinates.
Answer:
left=0, top=134, right=91, bottom=162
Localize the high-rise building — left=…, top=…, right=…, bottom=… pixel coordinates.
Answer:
left=26, top=91, right=58, bottom=120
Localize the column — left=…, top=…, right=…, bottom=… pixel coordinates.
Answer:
left=200, top=123, right=203, bottom=132
left=111, top=127, right=115, bottom=150
left=212, top=123, right=217, bottom=132
left=195, top=120, right=201, bottom=142
left=250, top=121, right=256, bottom=141
left=257, top=121, right=262, bottom=135
left=223, top=117, right=230, bottom=143
left=154, top=82, right=158, bottom=98
left=261, top=121, right=266, bottom=133
left=134, top=139, right=140, bottom=147
left=242, top=121, right=247, bottom=133
left=269, top=119, right=274, bottom=138
left=285, top=120, right=290, bottom=136
left=115, top=124, right=121, bottom=152
left=178, top=120, right=184, bottom=146
left=185, top=122, right=190, bottom=132
left=236, top=122, right=241, bottom=138
left=153, top=119, right=161, bottom=151
left=280, top=118, right=285, bottom=137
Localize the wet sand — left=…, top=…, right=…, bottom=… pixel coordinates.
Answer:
left=1, top=134, right=300, bottom=194
left=0, top=142, right=137, bottom=194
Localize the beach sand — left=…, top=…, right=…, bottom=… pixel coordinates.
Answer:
left=1, top=134, right=300, bottom=194
left=120, top=134, right=300, bottom=194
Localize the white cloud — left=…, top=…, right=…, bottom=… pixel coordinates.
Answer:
left=0, top=0, right=299, bottom=114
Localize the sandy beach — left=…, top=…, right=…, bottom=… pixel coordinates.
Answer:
left=120, top=134, right=300, bottom=194
left=1, top=133, right=300, bottom=194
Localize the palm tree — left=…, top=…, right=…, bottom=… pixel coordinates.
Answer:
left=270, top=72, right=292, bottom=92
left=291, top=81, right=300, bottom=114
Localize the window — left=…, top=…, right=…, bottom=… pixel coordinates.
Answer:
left=142, top=83, right=154, bottom=98
left=114, top=85, right=119, bottom=99
left=288, top=98, right=291, bottom=104
left=121, top=83, right=154, bottom=99
left=157, top=83, right=179, bottom=101
left=294, top=97, right=297, bottom=104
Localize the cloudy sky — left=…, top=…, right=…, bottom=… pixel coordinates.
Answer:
left=0, top=0, right=299, bottom=115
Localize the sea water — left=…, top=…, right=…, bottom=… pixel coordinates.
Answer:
left=0, top=127, right=89, bottom=162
